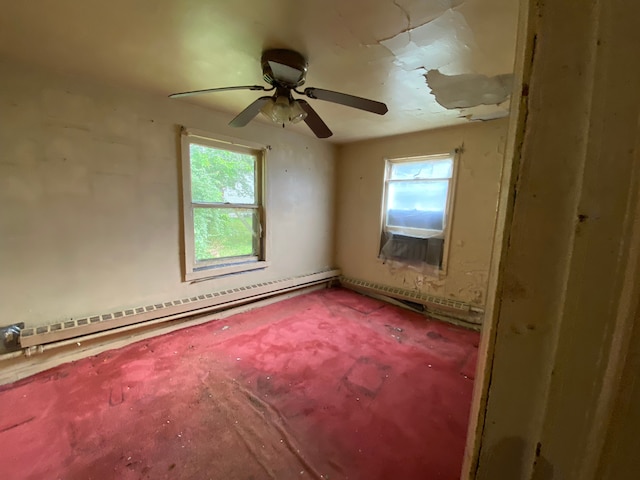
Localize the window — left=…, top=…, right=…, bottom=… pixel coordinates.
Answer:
left=379, top=154, right=456, bottom=271
left=181, top=129, right=268, bottom=281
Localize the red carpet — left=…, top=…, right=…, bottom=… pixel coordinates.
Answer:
left=0, top=288, right=479, bottom=480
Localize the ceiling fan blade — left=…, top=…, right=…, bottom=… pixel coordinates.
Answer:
left=169, top=85, right=271, bottom=99
left=229, top=96, right=272, bottom=128
left=302, top=87, right=388, bottom=115
left=297, top=100, right=333, bottom=138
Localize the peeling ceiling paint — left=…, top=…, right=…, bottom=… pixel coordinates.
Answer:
left=380, top=9, right=475, bottom=73
left=424, top=70, right=514, bottom=109
left=375, top=0, right=467, bottom=43
left=0, top=0, right=518, bottom=143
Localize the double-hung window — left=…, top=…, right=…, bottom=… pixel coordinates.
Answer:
left=380, top=154, right=456, bottom=271
left=181, top=129, right=267, bottom=281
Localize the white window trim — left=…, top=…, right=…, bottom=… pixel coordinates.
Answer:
left=379, top=151, right=459, bottom=274
left=180, top=127, right=270, bottom=282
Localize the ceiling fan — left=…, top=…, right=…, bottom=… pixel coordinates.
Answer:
left=169, top=49, right=388, bottom=139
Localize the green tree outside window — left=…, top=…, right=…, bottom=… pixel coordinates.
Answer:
left=190, top=144, right=258, bottom=262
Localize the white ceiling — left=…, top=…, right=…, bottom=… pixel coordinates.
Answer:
left=0, top=0, right=518, bottom=143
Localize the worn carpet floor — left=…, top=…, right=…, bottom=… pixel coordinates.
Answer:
left=0, top=287, right=479, bottom=480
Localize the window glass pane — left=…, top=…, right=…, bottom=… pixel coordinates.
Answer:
left=386, top=180, right=449, bottom=231
left=193, top=208, right=258, bottom=262
left=190, top=143, right=256, bottom=204
left=390, top=158, right=452, bottom=180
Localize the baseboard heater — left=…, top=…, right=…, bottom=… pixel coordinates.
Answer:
left=18, top=269, right=340, bottom=349
left=339, top=275, right=483, bottom=326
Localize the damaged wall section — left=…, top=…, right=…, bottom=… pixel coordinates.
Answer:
left=335, top=119, right=508, bottom=311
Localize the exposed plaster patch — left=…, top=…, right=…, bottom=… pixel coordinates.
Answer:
left=425, top=280, right=444, bottom=291
left=459, top=270, right=488, bottom=305
left=425, top=70, right=514, bottom=109
left=458, top=286, right=484, bottom=305
left=379, top=9, right=474, bottom=72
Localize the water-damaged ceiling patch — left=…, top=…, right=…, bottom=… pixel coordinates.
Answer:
left=379, top=9, right=474, bottom=72
left=424, top=69, right=514, bottom=109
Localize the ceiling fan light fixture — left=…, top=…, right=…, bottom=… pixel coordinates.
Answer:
left=260, top=95, right=288, bottom=125
left=289, top=100, right=307, bottom=124
left=260, top=95, right=308, bottom=126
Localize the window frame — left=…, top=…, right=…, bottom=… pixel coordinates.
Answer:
left=379, top=152, right=459, bottom=273
left=180, top=128, right=269, bottom=282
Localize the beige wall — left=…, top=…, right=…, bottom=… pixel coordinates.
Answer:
left=0, top=60, right=336, bottom=328
left=335, top=120, right=508, bottom=308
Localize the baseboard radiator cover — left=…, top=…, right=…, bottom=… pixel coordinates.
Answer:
left=339, top=276, right=483, bottom=327
left=19, top=269, right=340, bottom=349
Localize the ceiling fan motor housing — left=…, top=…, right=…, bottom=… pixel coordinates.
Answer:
left=261, top=49, right=308, bottom=88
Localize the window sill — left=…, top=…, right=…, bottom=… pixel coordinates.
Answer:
left=185, top=261, right=270, bottom=282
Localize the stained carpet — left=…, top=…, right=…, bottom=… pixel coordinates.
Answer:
left=0, top=288, right=479, bottom=480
